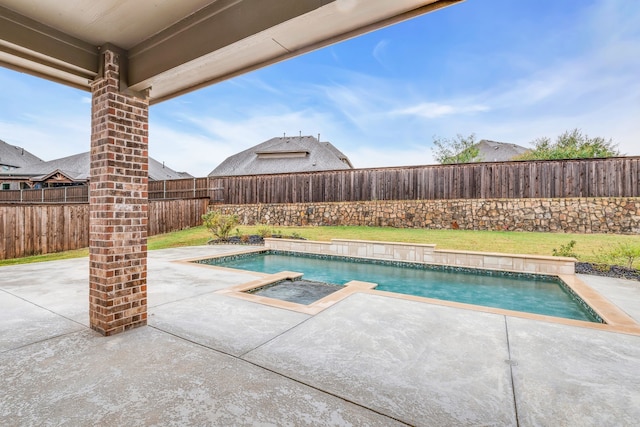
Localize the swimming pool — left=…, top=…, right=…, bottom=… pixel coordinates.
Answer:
left=196, top=251, right=600, bottom=323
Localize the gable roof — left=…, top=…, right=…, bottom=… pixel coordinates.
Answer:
left=13, top=152, right=89, bottom=182
left=209, top=135, right=353, bottom=177
left=0, top=139, right=44, bottom=169
left=475, top=140, right=530, bottom=162
left=0, top=151, right=186, bottom=181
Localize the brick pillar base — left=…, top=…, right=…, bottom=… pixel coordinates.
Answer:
left=89, top=46, right=148, bottom=336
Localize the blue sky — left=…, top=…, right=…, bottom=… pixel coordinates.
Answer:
left=0, top=0, right=638, bottom=176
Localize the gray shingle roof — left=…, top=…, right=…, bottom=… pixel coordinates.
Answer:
left=148, top=156, right=187, bottom=181
left=14, top=152, right=88, bottom=181
left=208, top=135, right=353, bottom=176
left=475, top=140, right=529, bottom=162
left=0, top=139, right=44, bottom=169
left=0, top=151, right=185, bottom=181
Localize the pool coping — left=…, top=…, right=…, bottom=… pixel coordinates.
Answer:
left=177, top=245, right=640, bottom=336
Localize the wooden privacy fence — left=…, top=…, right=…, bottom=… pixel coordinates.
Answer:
left=0, top=177, right=210, bottom=204
left=1, top=157, right=639, bottom=207
left=0, top=204, right=90, bottom=259
left=0, top=199, right=209, bottom=260
left=148, top=199, right=209, bottom=236
left=148, top=177, right=209, bottom=200
left=0, top=186, right=89, bottom=204
left=210, top=157, right=640, bottom=204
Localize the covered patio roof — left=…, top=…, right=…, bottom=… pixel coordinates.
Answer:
left=0, top=0, right=462, bottom=104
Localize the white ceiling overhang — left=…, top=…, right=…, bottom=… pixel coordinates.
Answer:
left=0, top=0, right=463, bottom=104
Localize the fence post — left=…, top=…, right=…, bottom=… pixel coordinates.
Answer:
left=163, top=180, right=166, bottom=200
left=41, top=188, right=44, bottom=203
left=64, top=187, right=67, bottom=203
left=20, top=189, right=23, bottom=203
left=193, top=178, right=196, bottom=198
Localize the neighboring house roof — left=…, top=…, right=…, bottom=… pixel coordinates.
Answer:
left=0, top=151, right=185, bottom=181
left=475, top=140, right=529, bottom=162
left=147, top=156, right=188, bottom=181
left=11, top=152, right=89, bottom=182
left=0, top=139, right=44, bottom=169
left=209, top=135, right=353, bottom=176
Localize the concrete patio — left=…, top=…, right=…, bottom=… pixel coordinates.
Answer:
left=1, top=245, right=639, bottom=426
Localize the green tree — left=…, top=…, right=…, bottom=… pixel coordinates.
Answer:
left=515, top=129, right=619, bottom=160
left=432, top=133, right=482, bottom=164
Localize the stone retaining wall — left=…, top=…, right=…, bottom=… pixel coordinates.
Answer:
left=216, top=197, right=640, bottom=234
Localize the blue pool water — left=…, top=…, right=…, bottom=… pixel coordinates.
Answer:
left=199, top=252, right=599, bottom=322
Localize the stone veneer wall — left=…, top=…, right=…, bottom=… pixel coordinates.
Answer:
left=217, top=197, right=640, bottom=234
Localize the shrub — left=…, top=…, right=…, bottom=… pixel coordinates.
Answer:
left=552, top=240, right=578, bottom=258
left=607, top=243, right=640, bottom=270
left=202, top=210, right=239, bottom=240
left=256, top=226, right=272, bottom=238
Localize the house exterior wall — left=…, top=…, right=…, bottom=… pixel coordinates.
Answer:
left=1, top=164, right=21, bottom=186
left=216, top=197, right=640, bottom=234
left=0, top=176, right=26, bottom=190
left=1, top=181, right=18, bottom=190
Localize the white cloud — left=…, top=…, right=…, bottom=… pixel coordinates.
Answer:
left=149, top=124, right=223, bottom=176
left=317, top=83, right=373, bottom=130
left=394, top=102, right=490, bottom=119
left=372, top=39, right=390, bottom=67
left=228, top=75, right=284, bottom=95
left=0, top=118, right=89, bottom=161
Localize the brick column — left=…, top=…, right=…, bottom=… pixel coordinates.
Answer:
left=89, top=47, right=148, bottom=336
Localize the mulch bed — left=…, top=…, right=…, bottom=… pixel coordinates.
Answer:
left=576, top=262, right=640, bottom=282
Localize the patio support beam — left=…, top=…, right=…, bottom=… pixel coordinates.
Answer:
left=0, top=5, right=98, bottom=90
left=89, top=45, right=149, bottom=336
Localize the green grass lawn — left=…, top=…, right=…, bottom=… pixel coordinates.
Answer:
left=2, top=224, right=638, bottom=268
